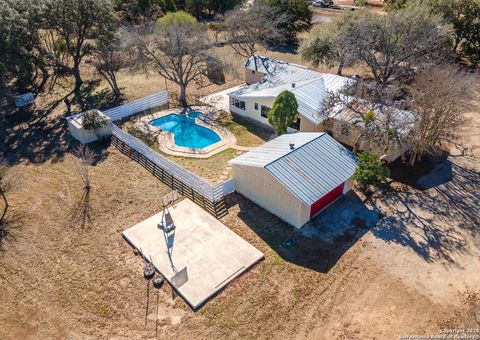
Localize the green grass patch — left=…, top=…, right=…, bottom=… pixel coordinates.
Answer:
left=217, top=112, right=272, bottom=147
left=121, top=120, right=244, bottom=183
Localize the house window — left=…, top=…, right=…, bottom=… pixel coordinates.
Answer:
left=254, top=102, right=258, bottom=110
left=289, top=118, right=301, bottom=130
left=261, top=105, right=271, bottom=118
left=230, top=97, right=245, bottom=110
left=341, top=124, right=349, bottom=136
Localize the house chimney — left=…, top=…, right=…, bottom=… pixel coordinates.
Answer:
left=292, top=83, right=296, bottom=88
left=289, top=143, right=295, bottom=150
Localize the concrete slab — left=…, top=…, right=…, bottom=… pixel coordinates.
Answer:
left=201, top=84, right=247, bottom=112
left=123, top=199, right=264, bottom=310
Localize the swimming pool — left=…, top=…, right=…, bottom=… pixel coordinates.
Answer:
left=149, top=112, right=221, bottom=149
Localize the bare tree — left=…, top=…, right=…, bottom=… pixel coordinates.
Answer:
left=129, top=11, right=211, bottom=107
left=41, top=0, right=118, bottom=95
left=405, top=65, right=475, bottom=165
left=71, top=145, right=94, bottom=228
left=324, top=65, right=475, bottom=165
left=324, top=80, right=408, bottom=158
left=225, top=1, right=289, bottom=58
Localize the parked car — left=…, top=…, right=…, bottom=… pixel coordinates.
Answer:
left=312, top=0, right=334, bottom=8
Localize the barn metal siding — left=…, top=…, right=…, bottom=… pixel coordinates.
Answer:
left=230, top=133, right=357, bottom=227
left=233, top=165, right=310, bottom=228
left=266, top=133, right=357, bottom=206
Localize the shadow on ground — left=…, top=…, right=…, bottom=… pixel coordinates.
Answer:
left=233, top=191, right=380, bottom=273
left=0, top=81, right=120, bottom=166
left=74, top=80, right=123, bottom=112
left=371, top=159, right=480, bottom=266
left=388, top=156, right=452, bottom=190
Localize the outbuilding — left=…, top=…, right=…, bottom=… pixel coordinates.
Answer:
left=229, top=132, right=357, bottom=228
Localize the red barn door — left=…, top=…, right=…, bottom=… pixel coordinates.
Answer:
left=310, top=182, right=345, bottom=218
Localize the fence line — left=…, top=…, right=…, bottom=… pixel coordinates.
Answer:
left=104, top=91, right=169, bottom=122
left=101, top=91, right=235, bottom=217
left=111, top=125, right=231, bottom=217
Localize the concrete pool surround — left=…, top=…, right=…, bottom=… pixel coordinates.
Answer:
left=134, top=106, right=237, bottom=158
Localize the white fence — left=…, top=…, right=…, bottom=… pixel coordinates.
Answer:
left=101, top=91, right=235, bottom=214
left=104, top=91, right=169, bottom=122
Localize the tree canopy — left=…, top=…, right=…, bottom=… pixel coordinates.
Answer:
left=300, top=6, right=451, bottom=85
left=259, top=0, right=312, bottom=41
left=225, top=1, right=288, bottom=58
left=384, top=0, right=480, bottom=64
left=42, top=0, right=118, bottom=94
left=268, top=91, right=299, bottom=135
left=130, top=11, right=211, bottom=107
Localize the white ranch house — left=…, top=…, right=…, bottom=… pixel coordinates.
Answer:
left=229, top=55, right=350, bottom=132
left=228, top=55, right=408, bottom=162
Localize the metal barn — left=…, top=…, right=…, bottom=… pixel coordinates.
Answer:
left=229, top=133, right=358, bottom=228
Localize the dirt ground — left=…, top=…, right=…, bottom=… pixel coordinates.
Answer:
left=1, top=31, right=480, bottom=339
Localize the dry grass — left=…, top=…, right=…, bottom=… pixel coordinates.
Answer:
left=2, top=19, right=480, bottom=338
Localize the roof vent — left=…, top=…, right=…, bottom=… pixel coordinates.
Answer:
left=289, top=143, right=295, bottom=150
left=292, top=83, right=296, bottom=88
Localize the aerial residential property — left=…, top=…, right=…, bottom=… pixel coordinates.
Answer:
left=1, top=0, right=479, bottom=339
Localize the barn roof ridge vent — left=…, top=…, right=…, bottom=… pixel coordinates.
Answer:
left=263, top=133, right=327, bottom=168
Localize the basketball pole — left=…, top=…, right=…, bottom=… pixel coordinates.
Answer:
left=145, top=280, right=150, bottom=327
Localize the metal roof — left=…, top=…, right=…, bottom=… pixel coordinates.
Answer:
left=244, top=55, right=289, bottom=74
left=328, top=94, right=416, bottom=136
left=231, top=56, right=351, bottom=124
left=230, top=133, right=357, bottom=206
left=229, top=133, right=322, bottom=167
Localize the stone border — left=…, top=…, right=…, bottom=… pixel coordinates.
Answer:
left=133, top=106, right=237, bottom=158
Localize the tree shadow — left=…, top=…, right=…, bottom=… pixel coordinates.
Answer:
left=0, top=101, right=72, bottom=165
left=370, top=161, right=480, bottom=267
left=388, top=155, right=451, bottom=190
left=74, top=80, right=123, bottom=112
left=233, top=191, right=379, bottom=273
left=0, top=80, right=121, bottom=166
left=74, top=139, right=111, bottom=166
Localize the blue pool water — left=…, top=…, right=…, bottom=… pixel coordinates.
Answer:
left=149, top=112, right=221, bottom=149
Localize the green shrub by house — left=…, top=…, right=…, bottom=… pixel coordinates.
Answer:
left=354, top=152, right=390, bottom=187
left=268, top=90, right=299, bottom=135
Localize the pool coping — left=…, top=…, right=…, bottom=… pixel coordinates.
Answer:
left=133, top=106, right=237, bottom=158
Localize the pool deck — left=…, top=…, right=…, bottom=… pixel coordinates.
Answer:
left=133, top=107, right=239, bottom=158
left=122, top=199, right=264, bottom=310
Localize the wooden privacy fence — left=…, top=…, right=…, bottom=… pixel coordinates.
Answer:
left=111, top=125, right=232, bottom=218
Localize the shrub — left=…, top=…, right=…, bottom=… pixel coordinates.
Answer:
left=364, top=110, right=375, bottom=124
left=355, top=0, right=368, bottom=7
left=82, top=110, right=109, bottom=130
left=354, top=152, right=390, bottom=187
left=268, top=90, right=299, bottom=135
